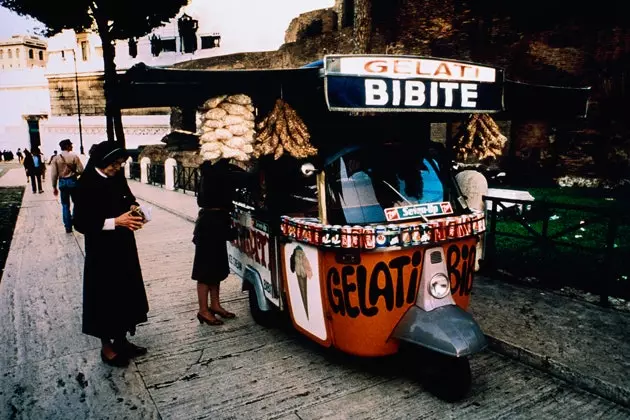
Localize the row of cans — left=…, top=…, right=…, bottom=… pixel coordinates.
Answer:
left=280, top=213, right=486, bottom=249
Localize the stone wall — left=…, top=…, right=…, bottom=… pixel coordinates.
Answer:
left=285, top=9, right=338, bottom=44
left=48, top=75, right=106, bottom=116
left=48, top=74, right=169, bottom=117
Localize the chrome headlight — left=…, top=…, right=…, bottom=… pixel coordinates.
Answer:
left=428, top=273, right=451, bottom=299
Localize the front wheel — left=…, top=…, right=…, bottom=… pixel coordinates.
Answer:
left=420, top=352, right=472, bottom=402
left=247, top=286, right=276, bottom=327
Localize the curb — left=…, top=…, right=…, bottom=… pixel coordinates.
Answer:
left=134, top=194, right=196, bottom=224
left=485, top=335, right=630, bottom=408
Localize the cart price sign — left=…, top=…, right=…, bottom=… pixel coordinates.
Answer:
left=324, top=55, right=504, bottom=113
left=384, top=201, right=453, bottom=221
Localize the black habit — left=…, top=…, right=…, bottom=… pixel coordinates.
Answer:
left=74, top=168, right=148, bottom=339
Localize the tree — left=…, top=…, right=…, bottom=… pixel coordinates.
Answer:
left=1, top=0, right=189, bottom=147
left=352, top=0, right=372, bottom=53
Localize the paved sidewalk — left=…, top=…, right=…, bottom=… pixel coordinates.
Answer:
left=0, top=167, right=629, bottom=419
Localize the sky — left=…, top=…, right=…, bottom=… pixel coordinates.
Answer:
left=0, top=0, right=335, bottom=53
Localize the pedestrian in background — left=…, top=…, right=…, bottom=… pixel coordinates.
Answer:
left=48, top=150, right=58, bottom=165
left=16, top=148, right=23, bottom=164
left=23, top=147, right=45, bottom=193
left=51, top=139, right=84, bottom=233
left=73, top=140, right=148, bottom=367
left=192, top=158, right=249, bottom=326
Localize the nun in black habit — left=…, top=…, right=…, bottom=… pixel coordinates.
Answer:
left=73, top=141, right=148, bottom=367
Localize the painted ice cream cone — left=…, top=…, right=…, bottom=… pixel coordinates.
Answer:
left=290, top=246, right=313, bottom=319
left=297, top=275, right=309, bottom=318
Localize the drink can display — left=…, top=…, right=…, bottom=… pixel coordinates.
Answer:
left=295, top=221, right=303, bottom=242
left=312, top=224, right=322, bottom=245
left=400, top=226, right=412, bottom=247
left=331, top=225, right=342, bottom=247
left=459, top=215, right=471, bottom=236
left=375, top=225, right=387, bottom=248
left=321, top=225, right=333, bottom=247
left=341, top=225, right=353, bottom=248
left=287, top=220, right=297, bottom=238
left=429, top=221, right=443, bottom=242
left=387, top=224, right=400, bottom=247
left=411, top=224, right=423, bottom=245
left=477, top=215, right=486, bottom=232
left=280, top=216, right=289, bottom=235
left=446, top=217, right=458, bottom=239
left=301, top=222, right=313, bottom=243
left=351, top=225, right=363, bottom=248
left=363, top=226, right=376, bottom=249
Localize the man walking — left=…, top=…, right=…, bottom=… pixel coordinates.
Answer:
left=50, top=139, right=84, bottom=233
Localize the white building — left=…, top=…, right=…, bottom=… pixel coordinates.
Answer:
left=0, top=10, right=224, bottom=157
left=0, top=35, right=47, bottom=70
left=0, top=0, right=334, bottom=157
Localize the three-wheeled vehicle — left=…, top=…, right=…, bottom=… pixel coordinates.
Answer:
left=118, top=54, right=591, bottom=401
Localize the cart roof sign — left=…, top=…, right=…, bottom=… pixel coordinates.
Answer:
left=324, top=55, right=504, bottom=113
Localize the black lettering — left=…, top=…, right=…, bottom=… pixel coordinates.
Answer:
left=327, top=268, right=345, bottom=315
left=389, top=256, right=411, bottom=308
left=341, top=266, right=360, bottom=318
left=447, top=244, right=461, bottom=295
left=464, top=245, right=475, bottom=296
left=369, top=262, right=394, bottom=311
left=406, top=251, right=422, bottom=304
left=357, top=266, right=378, bottom=316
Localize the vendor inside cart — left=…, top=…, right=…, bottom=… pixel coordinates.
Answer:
left=325, top=142, right=446, bottom=224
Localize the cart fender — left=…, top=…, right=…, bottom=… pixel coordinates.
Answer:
left=391, top=305, right=487, bottom=357
left=241, top=267, right=273, bottom=312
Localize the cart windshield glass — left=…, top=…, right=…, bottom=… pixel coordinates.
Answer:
left=325, top=144, right=448, bottom=225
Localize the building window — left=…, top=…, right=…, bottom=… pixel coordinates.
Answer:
left=80, top=41, right=89, bottom=61
left=201, top=35, right=221, bottom=49
left=161, top=37, right=177, bottom=52
left=15, top=49, right=19, bottom=58
left=8, top=49, right=12, bottom=59
left=39, top=51, right=44, bottom=60
left=29, top=49, right=34, bottom=59
left=0, top=49, right=3, bottom=59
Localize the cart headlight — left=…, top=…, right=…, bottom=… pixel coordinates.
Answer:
left=428, top=273, right=451, bottom=299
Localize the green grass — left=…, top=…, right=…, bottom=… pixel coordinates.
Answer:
left=490, top=186, right=630, bottom=299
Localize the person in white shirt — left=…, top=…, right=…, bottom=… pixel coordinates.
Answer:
left=50, top=139, right=84, bottom=233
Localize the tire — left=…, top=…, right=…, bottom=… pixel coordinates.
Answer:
left=247, top=285, right=276, bottom=327
left=417, top=351, right=472, bottom=402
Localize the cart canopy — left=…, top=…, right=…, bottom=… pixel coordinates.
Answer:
left=117, top=54, right=590, bottom=119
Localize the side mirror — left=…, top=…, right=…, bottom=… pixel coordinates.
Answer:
left=300, top=163, right=318, bottom=177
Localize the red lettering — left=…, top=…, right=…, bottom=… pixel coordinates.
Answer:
left=415, top=61, right=431, bottom=76
left=393, top=59, right=412, bottom=75
left=364, top=60, right=388, bottom=73
left=434, top=63, right=452, bottom=77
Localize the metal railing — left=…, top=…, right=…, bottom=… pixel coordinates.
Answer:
left=174, top=164, right=200, bottom=195
left=147, top=163, right=165, bottom=187
left=129, top=162, right=141, bottom=181
left=483, top=195, right=630, bottom=305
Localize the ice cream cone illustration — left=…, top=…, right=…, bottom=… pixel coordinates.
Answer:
left=290, top=246, right=313, bottom=319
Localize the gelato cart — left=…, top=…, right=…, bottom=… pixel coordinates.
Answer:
left=118, top=54, right=590, bottom=401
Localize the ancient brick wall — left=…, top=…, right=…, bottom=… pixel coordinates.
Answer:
left=48, top=75, right=106, bottom=116
left=48, top=75, right=168, bottom=117
left=285, top=9, right=338, bottom=44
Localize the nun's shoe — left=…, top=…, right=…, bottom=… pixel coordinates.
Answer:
left=100, top=350, right=129, bottom=367
left=209, top=308, right=236, bottom=319
left=115, top=340, right=148, bottom=358
left=197, top=312, right=224, bottom=326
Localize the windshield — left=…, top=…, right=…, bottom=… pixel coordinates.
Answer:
left=325, top=144, right=449, bottom=225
